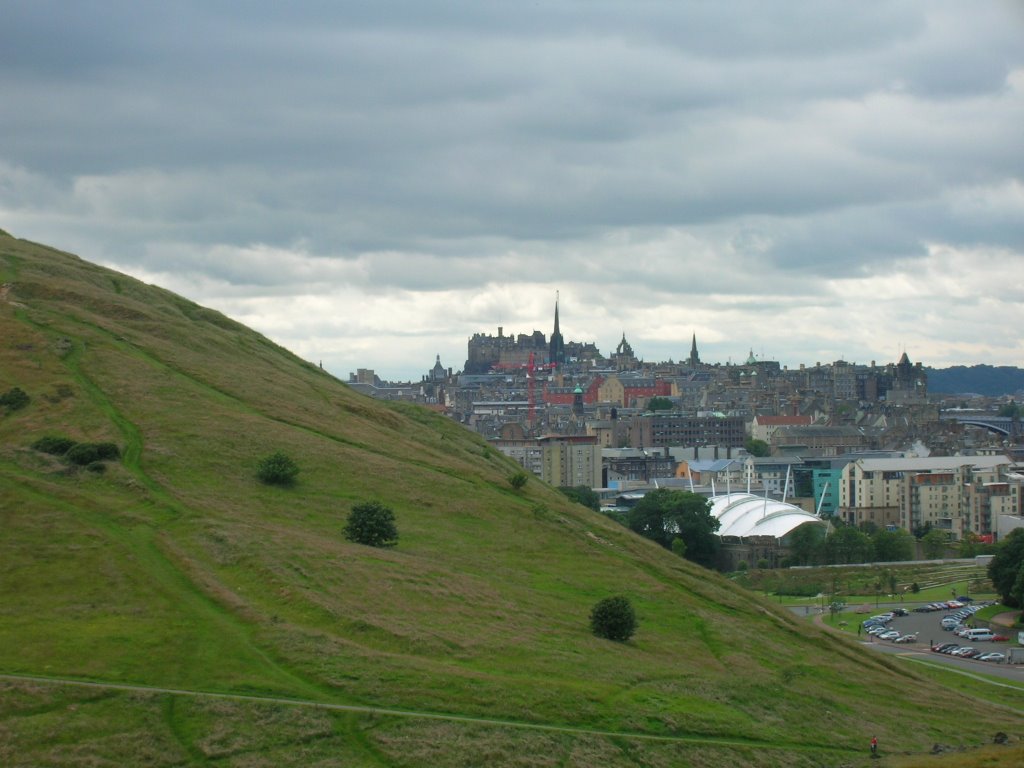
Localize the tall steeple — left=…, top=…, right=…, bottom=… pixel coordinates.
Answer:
left=549, top=291, right=565, bottom=366
left=688, top=333, right=700, bottom=367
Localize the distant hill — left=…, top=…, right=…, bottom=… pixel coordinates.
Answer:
left=926, top=365, right=1024, bottom=396
left=2, top=230, right=1022, bottom=767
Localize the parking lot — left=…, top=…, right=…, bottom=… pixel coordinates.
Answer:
left=841, top=601, right=1024, bottom=680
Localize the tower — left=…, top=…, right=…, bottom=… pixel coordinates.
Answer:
left=688, top=333, right=700, bottom=367
left=549, top=291, right=565, bottom=366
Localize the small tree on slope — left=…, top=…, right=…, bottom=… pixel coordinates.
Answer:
left=344, top=501, right=399, bottom=548
left=589, top=596, right=637, bottom=642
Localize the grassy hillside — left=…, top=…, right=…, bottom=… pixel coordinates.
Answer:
left=1, top=230, right=1021, bottom=767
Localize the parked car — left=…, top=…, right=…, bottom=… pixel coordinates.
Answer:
left=931, top=642, right=958, bottom=652
left=879, top=630, right=901, bottom=641
left=951, top=647, right=977, bottom=657
left=894, top=633, right=917, bottom=643
left=939, top=645, right=962, bottom=654
left=991, top=634, right=1010, bottom=642
left=977, top=652, right=1006, bottom=663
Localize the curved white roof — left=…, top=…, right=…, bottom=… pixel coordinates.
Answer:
left=709, top=493, right=826, bottom=540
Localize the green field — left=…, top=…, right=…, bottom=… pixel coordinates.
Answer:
left=2, top=232, right=1022, bottom=766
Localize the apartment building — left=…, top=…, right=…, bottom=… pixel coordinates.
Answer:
left=540, top=435, right=603, bottom=488
left=627, top=413, right=746, bottom=449
left=838, top=455, right=1015, bottom=539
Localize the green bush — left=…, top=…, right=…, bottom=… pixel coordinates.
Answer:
left=0, top=387, right=30, bottom=412
left=93, top=442, right=121, bottom=460
left=65, top=443, right=104, bottom=466
left=256, top=451, right=300, bottom=486
left=31, top=435, right=76, bottom=455
left=509, top=471, right=529, bottom=490
left=344, top=501, right=398, bottom=548
left=589, top=596, right=637, bottom=642
left=63, top=442, right=122, bottom=466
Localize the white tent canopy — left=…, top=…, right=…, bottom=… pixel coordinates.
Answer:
left=709, top=493, right=826, bottom=540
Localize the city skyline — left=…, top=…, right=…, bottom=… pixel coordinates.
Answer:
left=2, top=2, right=1022, bottom=381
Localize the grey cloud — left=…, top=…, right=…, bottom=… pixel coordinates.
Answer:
left=2, top=1, right=1022, bottom=378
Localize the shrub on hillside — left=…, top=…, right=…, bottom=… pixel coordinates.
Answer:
left=343, top=501, right=398, bottom=548
left=93, top=442, right=121, bottom=460
left=256, top=451, right=300, bottom=486
left=32, top=435, right=76, bottom=455
left=66, top=443, right=104, bottom=466
left=0, top=387, right=30, bottom=412
left=509, top=471, right=529, bottom=490
left=589, top=596, right=637, bottom=642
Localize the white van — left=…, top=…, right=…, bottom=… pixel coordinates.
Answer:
left=963, top=629, right=995, bottom=642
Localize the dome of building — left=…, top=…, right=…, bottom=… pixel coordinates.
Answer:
left=708, top=493, right=826, bottom=540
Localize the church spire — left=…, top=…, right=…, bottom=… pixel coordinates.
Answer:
left=549, top=291, right=565, bottom=366
left=689, top=333, right=700, bottom=367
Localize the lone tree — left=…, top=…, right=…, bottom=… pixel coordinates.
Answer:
left=744, top=437, right=771, bottom=457
left=256, top=451, right=299, bottom=486
left=509, top=471, right=529, bottom=490
left=344, top=501, right=399, bottom=548
left=626, top=488, right=720, bottom=568
left=589, top=596, right=637, bottom=642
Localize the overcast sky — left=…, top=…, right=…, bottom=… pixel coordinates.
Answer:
left=2, top=1, right=1022, bottom=381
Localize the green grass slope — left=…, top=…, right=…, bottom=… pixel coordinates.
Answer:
left=1, top=231, right=1020, bottom=767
